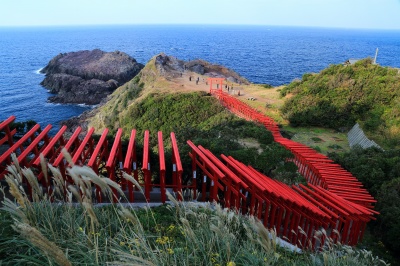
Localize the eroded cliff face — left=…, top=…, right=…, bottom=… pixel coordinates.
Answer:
left=40, top=49, right=143, bottom=104
left=154, top=53, right=250, bottom=85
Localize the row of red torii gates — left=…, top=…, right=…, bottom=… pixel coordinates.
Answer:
left=0, top=78, right=377, bottom=249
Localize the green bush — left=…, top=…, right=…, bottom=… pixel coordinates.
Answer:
left=262, top=83, right=273, bottom=89
left=329, top=147, right=400, bottom=264
left=280, top=59, right=400, bottom=145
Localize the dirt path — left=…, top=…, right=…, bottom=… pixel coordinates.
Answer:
left=164, top=70, right=247, bottom=97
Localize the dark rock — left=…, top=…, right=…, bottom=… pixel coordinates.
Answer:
left=40, top=49, right=144, bottom=105
left=155, top=54, right=185, bottom=76
left=45, top=74, right=116, bottom=105
left=189, top=64, right=205, bottom=75
left=185, top=59, right=249, bottom=84
left=154, top=53, right=249, bottom=84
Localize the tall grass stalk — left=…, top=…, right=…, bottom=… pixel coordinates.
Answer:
left=0, top=153, right=389, bottom=265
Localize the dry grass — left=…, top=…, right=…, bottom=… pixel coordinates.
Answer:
left=0, top=153, right=388, bottom=265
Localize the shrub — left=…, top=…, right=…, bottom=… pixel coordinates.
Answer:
left=280, top=59, right=400, bottom=145
left=329, top=147, right=400, bottom=263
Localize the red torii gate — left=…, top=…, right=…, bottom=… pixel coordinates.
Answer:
left=208, top=77, right=225, bottom=94
left=185, top=140, right=375, bottom=248
left=208, top=89, right=378, bottom=247
left=0, top=117, right=185, bottom=204
left=0, top=116, right=16, bottom=147
left=123, top=129, right=138, bottom=202
left=210, top=89, right=376, bottom=207
left=0, top=111, right=378, bottom=249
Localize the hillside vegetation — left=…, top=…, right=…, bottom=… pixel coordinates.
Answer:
left=328, top=147, right=400, bottom=264
left=86, top=55, right=300, bottom=184
left=87, top=54, right=219, bottom=136
left=0, top=162, right=387, bottom=265
left=1, top=54, right=394, bottom=264
left=280, top=58, right=400, bottom=147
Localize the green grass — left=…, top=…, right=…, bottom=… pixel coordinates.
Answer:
left=280, top=125, right=350, bottom=154
left=280, top=58, right=400, bottom=148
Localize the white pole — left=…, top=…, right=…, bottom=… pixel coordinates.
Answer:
left=373, top=48, right=379, bottom=64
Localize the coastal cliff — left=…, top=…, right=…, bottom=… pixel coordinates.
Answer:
left=154, top=53, right=250, bottom=84
left=64, top=53, right=251, bottom=133
left=40, top=49, right=144, bottom=105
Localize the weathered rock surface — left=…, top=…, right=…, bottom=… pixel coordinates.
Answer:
left=186, top=59, right=249, bottom=84
left=41, top=49, right=144, bottom=104
left=154, top=53, right=250, bottom=84
left=62, top=53, right=250, bottom=133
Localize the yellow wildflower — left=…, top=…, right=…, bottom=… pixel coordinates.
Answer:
left=167, top=248, right=174, bottom=254
left=167, top=224, right=176, bottom=232
left=134, top=238, right=141, bottom=247
left=211, top=253, right=220, bottom=263
left=155, top=236, right=171, bottom=245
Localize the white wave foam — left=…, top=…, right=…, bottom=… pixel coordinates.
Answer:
left=44, top=102, right=61, bottom=106
left=44, top=101, right=94, bottom=108
left=35, top=67, right=45, bottom=75
left=77, top=103, right=91, bottom=107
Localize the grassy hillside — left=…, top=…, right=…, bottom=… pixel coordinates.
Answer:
left=277, top=58, right=400, bottom=263
left=87, top=55, right=225, bottom=137
left=86, top=55, right=299, bottom=184
left=280, top=58, right=400, bottom=147
left=119, top=91, right=231, bottom=137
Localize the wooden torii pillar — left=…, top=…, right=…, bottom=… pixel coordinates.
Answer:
left=142, top=130, right=151, bottom=201
left=123, top=129, right=138, bottom=202
left=208, top=77, right=225, bottom=94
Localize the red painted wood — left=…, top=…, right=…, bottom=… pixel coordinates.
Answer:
left=53, top=127, right=82, bottom=167
left=158, top=131, right=166, bottom=203
left=0, top=124, right=41, bottom=176
left=106, top=128, right=123, bottom=202
left=33, top=126, right=67, bottom=167
left=17, top=124, right=52, bottom=168
left=123, top=129, right=137, bottom=202
left=171, top=132, right=183, bottom=200
left=88, top=128, right=109, bottom=171
left=0, top=112, right=377, bottom=248
left=72, top=127, right=95, bottom=165
left=0, top=116, right=16, bottom=131
left=210, top=88, right=377, bottom=247
left=142, top=130, right=151, bottom=201
left=0, top=128, right=16, bottom=146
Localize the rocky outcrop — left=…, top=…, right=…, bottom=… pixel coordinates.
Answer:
left=63, top=53, right=250, bottom=132
left=41, top=49, right=144, bottom=104
left=185, top=59, right=249, bottom=84
left=154, top=53, right=249, bottom=84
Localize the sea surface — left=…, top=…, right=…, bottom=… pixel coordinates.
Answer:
left=1, top=25, right=400, bottom=133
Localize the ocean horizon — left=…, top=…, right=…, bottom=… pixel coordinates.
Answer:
left=1, top=24, right=400, bottom=133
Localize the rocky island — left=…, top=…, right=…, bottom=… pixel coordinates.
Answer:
left=40, top=49, right=144, bottom=105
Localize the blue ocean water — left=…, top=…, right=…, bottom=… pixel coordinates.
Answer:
left=1, top=25, right=400, bottom=133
